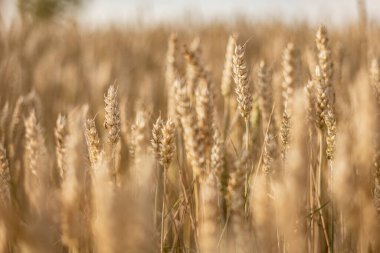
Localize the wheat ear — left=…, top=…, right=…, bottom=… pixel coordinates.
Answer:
left=55, top=114, right=68, bottom=180
left=85, top=118, right=101, bottom=168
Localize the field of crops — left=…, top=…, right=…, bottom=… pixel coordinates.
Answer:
left=0, top=1, right=380, bottom=252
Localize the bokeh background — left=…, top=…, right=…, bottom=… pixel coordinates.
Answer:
left=1, top=0, right=380, bottom=26
left=0, top=0, right=380, bottom=253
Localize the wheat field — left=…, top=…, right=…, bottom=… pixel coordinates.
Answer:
left=0, top=1, right=380, bottom=253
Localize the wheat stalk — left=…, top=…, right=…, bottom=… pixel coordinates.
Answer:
left=199, top=172, right=220, bottom=253
left=227, top=154, right=251, bottom=253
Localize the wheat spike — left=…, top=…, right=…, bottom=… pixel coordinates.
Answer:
left=183, top=44, right=207, bottom=102
left=195, top=77, right=214, bottom=154
left=262, top=133, right=278, bottom=175
left=8, top=97, right=24, bottom=160
left=370, top=58, right=380, bottom=87
left=221, top=34, right=238, bottom=97
left=275, top=90, right=309, bottom=252
left=0, top=102, right=9, bottom=144
left=211, top=126, right=226, bottom=211
left=324, top=108, right=336, bottom=160
left=0, top=143, right=11, bottom=205
left=9, top=97, right=24, bottom=140
left=159, top=119, right=176, bottom=168
left=211, top=127, right=224, bottom=176
left=316, top=25, right=334, bottom=107
left=374, top=172, right=380, bottom=212
left=280, top=109, right=291, bottom=159
left=374, top=138, right=380, bottom=212
left=282, top=42, right=299, bottom=113
left=372, top=58, right=380, bottom=212
left=24, top=110, right=44, bottom=177
left=24, top=109, right=48, bottom=209
left=257, top=60, right=277, bottom=135
left=370, top=58, right=380, bottom=103
left=85, top=118, right=101, bottom=168
left=130, top=110, right=148, bottom=165
left=280, top=43, right=298, bottom=153
left=166, top=33, right=179, bottom=119
left=166, top=33, right=178, bottom=88
left=174, top=79, right=205, bottom=176
left=151, top=116, right=164, bottom=160
left=314, top=66, right=328, bottom=129
left=233, top=43, right=253, bottom=119
left=104, top=84, right=121, bottom=181
left=55, top=114, right=68, bottom=180
left=104, top=84, right=120, bottom=144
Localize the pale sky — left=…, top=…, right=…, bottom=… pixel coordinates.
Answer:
left=2, top=0, right=380, bottom=26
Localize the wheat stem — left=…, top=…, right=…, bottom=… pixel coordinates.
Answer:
left=161, top=168, right=167, bottom=253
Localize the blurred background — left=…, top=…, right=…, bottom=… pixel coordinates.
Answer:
left=0, top=1, right=380, bottom=253
left=1, top=0, right=380, bottom=26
